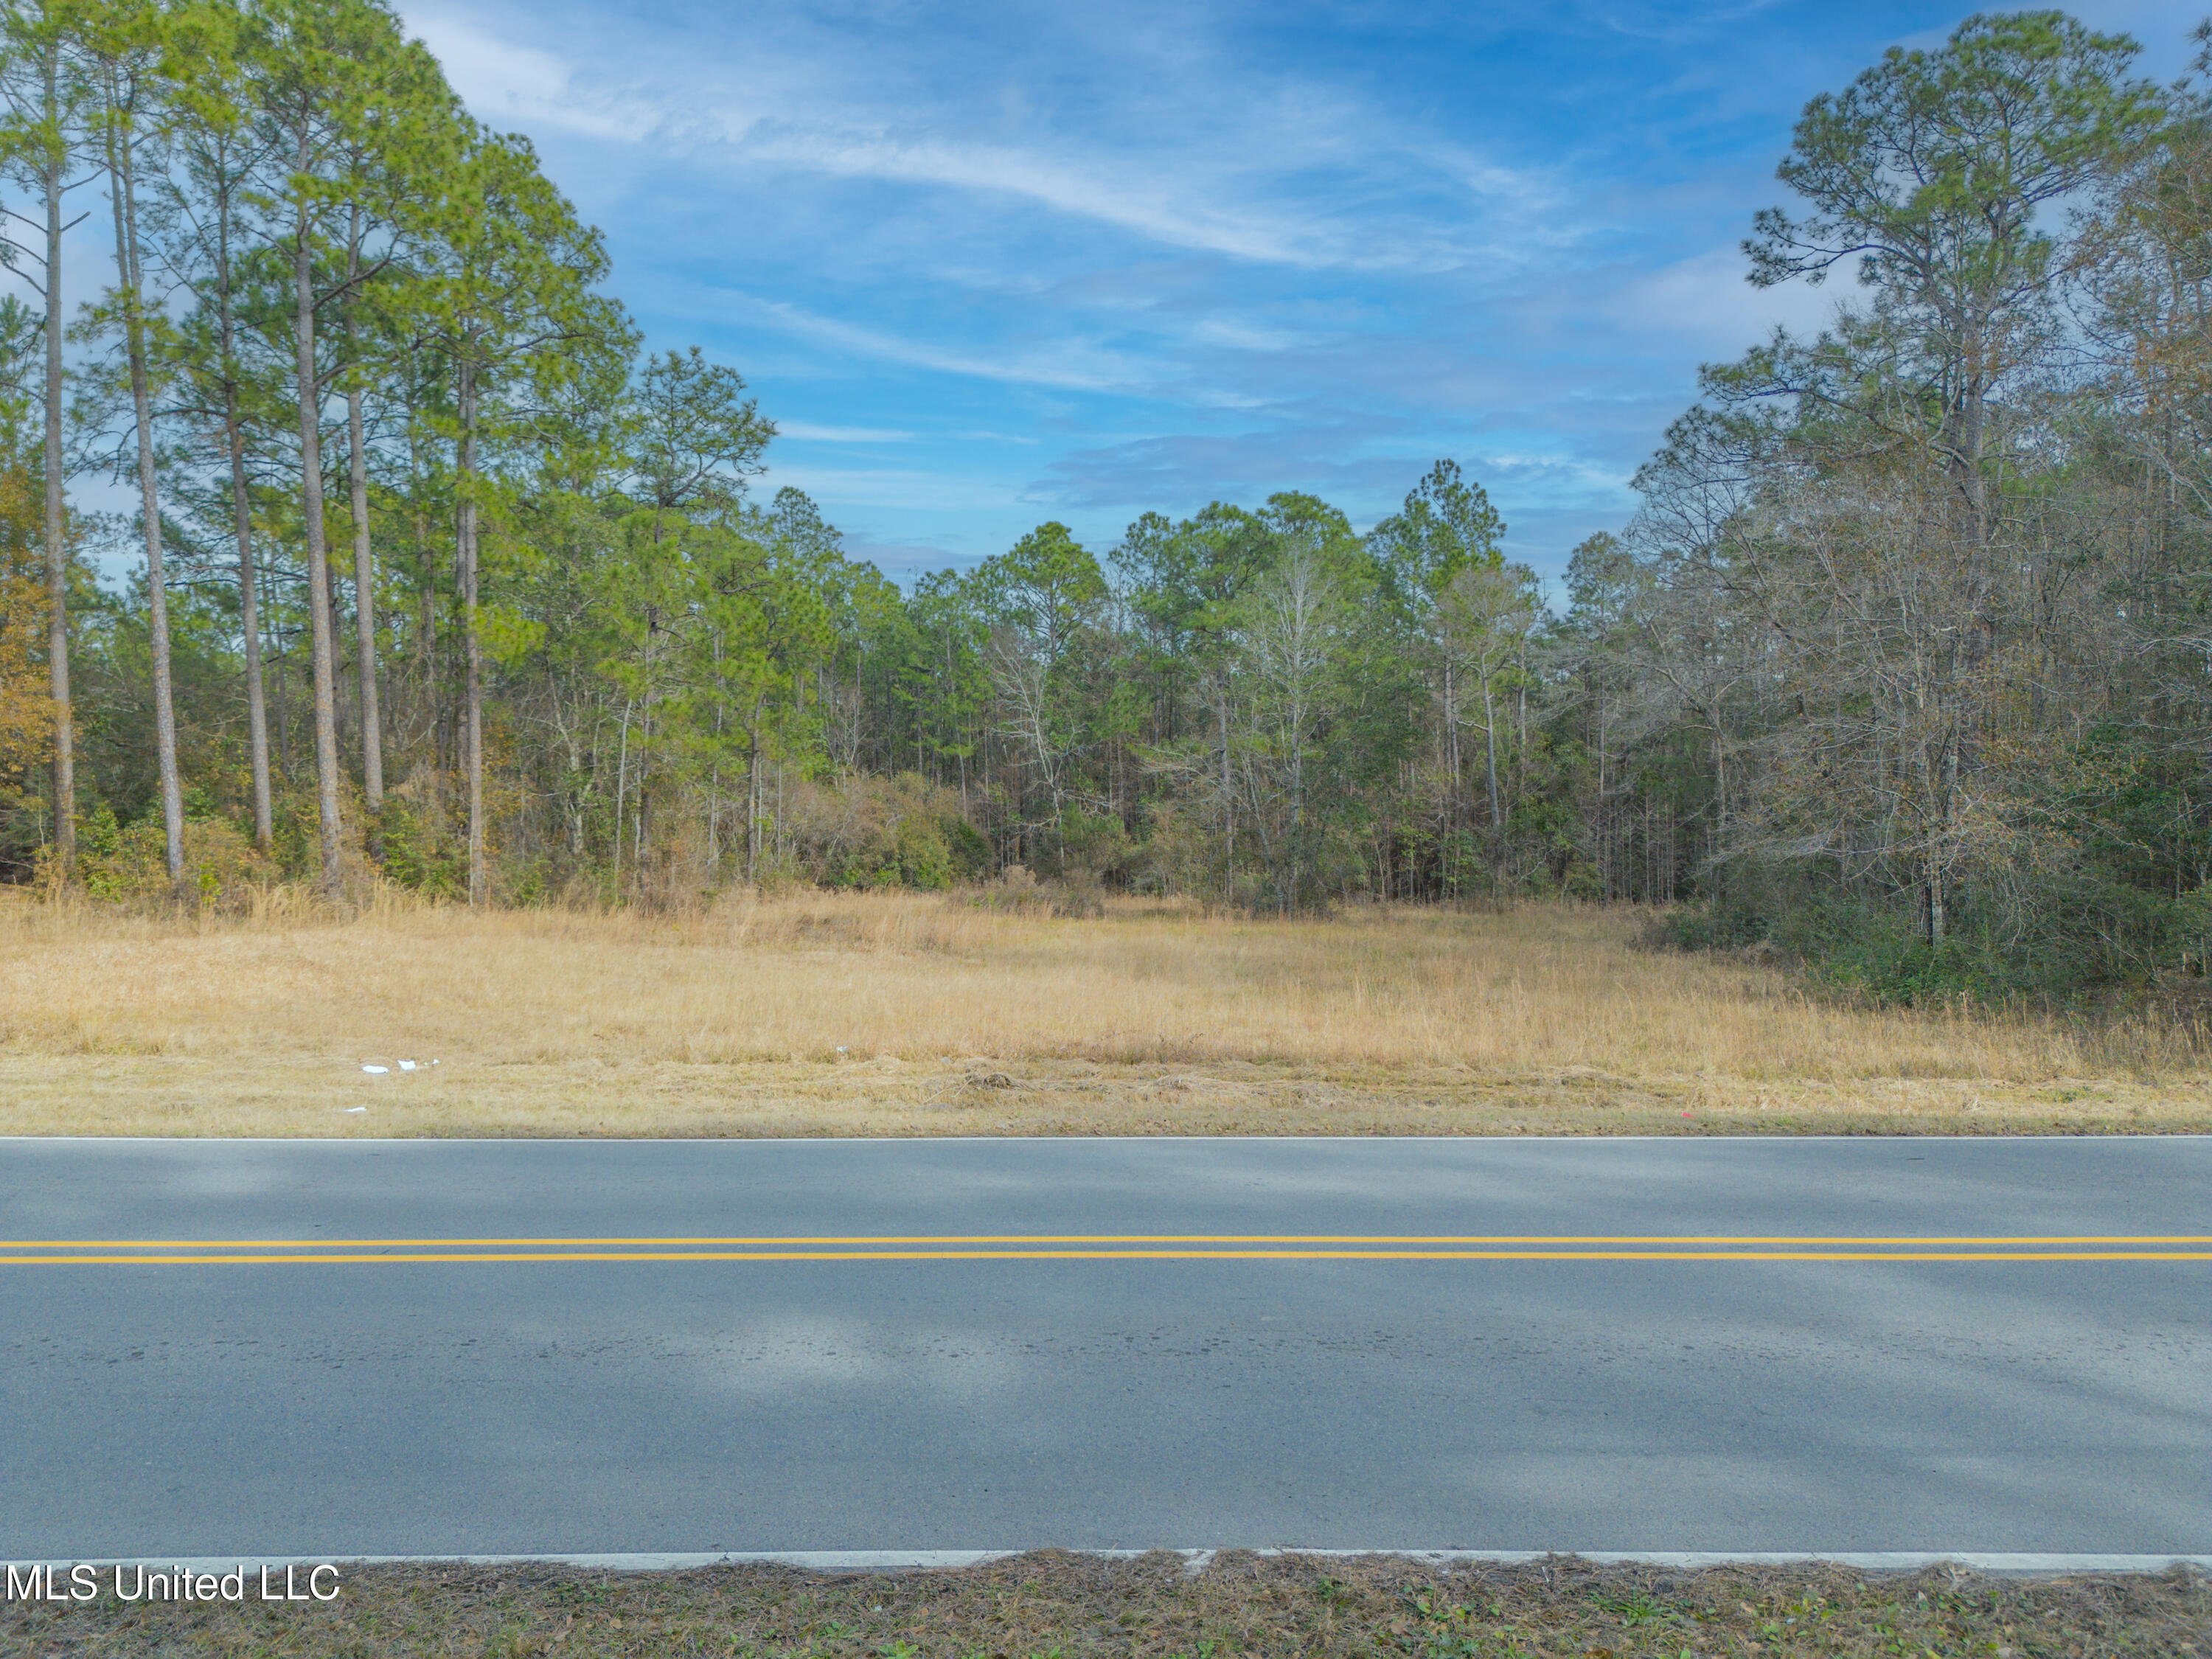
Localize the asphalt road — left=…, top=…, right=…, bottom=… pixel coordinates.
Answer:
left=2, top=1135, right=2208, bottom=1558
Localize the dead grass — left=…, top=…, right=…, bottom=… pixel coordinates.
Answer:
left=1, top=887, right=2207, bottom=1138
left=4, top=1551, right=2205, bottom=1658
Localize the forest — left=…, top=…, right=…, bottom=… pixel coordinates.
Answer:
left=1, top=2, right=2209, bottom=1008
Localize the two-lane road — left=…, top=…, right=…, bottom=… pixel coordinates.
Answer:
left=2, top=1135, right=2206, bottom=1557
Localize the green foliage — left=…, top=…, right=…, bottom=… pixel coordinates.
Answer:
left=1747, top=11, right=2167, bottom=302
left=1, top=0, right=1612, bottom=924
left=74, top=800, right=268, bottom=904
left=785, top=773, right=982, bottom=892
left=375, top=796, right=466, bottom=898
left=12, top=0, right=2212, bottom=1051
left=1368, top=459, right=1505, bottom=606
left=1658, top=840, right=2212, bottom=1010
left=943, top=813, right=992, bottom=882
left=1038, top=805, right=1133, bottom=882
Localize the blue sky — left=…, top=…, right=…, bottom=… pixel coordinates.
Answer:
left=397, top=0, right=2201, bottom=585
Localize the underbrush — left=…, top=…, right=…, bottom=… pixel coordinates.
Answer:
left=1649, top=874, right=2212, bottom=1048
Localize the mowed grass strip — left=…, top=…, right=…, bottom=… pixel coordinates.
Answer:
left=4, top=1552, right=2205, bottom=1658
left=1, top=890, right=2208, bottom=1137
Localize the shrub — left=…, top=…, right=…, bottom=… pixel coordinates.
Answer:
left=74, top=803, right=271, bottom=908
left=1035, top=806, right=1133, bottom=883
left=782, top=772, right=992, bottom=891
left=376, top=795, right=467, bottom=899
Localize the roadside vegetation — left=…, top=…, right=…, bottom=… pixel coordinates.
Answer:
left=5, top=8, right=2212, bottom=1026
left=1, top=889, right=2204, bottom=1138
left=4, top=1552, right=2205, bottom=1658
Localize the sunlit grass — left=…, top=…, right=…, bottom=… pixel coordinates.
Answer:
left=0, top=887, right=2203, bottom=1137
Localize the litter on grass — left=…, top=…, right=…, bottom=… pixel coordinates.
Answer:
left=361, top=1065, right=389, bottom=1074
left=341, top=1106, right=367, bottom=1113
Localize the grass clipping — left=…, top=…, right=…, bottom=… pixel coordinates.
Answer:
left=5, top=1553, right=2206, bottom=1658
left=1, top=888, right=2207, bottom=1138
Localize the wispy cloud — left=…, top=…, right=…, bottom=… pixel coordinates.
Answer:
left=1029, top=428, right=1640, bottom=523
left=723, top=291, right=1159, bottom=394
left=1611, top=245, right=1838, bottom=347
left=406, top=15, right=655, bottom=142
left=774, top=422, right=917, bottom=444
left=405, top=4, right=1562, bottom=274
left=759, top=464, right=1027, bottom=515
left=397, top=0, right=2113, bottom=573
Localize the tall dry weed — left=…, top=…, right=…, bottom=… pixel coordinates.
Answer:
left=0, top=887, right=2198, bottom=1083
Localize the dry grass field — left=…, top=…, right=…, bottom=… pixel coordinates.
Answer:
left=1, top=887, right=2207, bottom=1137
left=5, top=1551, right=2205, bottom=1659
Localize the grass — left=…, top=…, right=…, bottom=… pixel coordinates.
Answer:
left=4, top=1552, right=2205, bottom=1657
left=1, top=888, right=2207, bottom=1138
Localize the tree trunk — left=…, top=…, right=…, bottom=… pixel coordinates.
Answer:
left=613, top=698, right=630, bottom=888
left=292, top=187, right=344, bottom=897
left=344, top=213, right=382, bottom=840
left=409, top=472, right=440, bottom=843
left=458, top=354, right=484, bottom=905
left=1595, top=684, right=1609, bottom=901
left=1480, top=668, right=1503, bottom=880
left=635, top=640, right=654, bottom=879
left=1945, top=325, right=1994, bottom=669
left=228, top=417, right=272, bottom=853
left=746, top=717, right=762, bottom=882
left=40, top=95, right=72, bottom=877
left=274, top=614, right=291, bottom=779
left=108, top=79, right=182, bottom=883
left=1217, top=673, right=1232, bottom=903
left=1443, top=658, right=1461, bottom=894
left=632, top=511, right=667, bottom=886
left=347, top=377, right=381, bottom=827
left=212, top=156, right=272, bottom=852
left=1711, top=724, right=1727, bottom=904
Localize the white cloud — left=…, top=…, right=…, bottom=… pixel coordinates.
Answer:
left=392, top=0, right=1939, bottom=569
left=400, top=4, right=1560, bottom=274
left=723, top=124, right=1414, bottom=270
left=1186, top=317, right=1311, bottom=353
left=759, top=464, right=1029, bottom=513
left=774, top=422, right=917, bottom=443
left=406, top=14, right=653, bottom=142
left=1613, top=244, right=1838, bottom=347
left=725, top=291, right=1159, bottom=393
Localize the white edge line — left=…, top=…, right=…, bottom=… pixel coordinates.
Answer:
left=24, top=1550, right=2211, bottom=1576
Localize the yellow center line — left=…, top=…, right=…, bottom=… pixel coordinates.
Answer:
left=4, top=1248, right=2210, bottom=1265
left=9, top=1234, right=2210, bottom=1249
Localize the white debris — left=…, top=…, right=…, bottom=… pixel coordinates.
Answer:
left=361, top=1065, right=389, bottom=1074
left=397, top=1060, right=417, bottom=1071
left=342, top=1106, right=368, bottom=1113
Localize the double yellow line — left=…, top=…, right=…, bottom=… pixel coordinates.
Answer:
left=3, top=1234, right=2209, bottom=1265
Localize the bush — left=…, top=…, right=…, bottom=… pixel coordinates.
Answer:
left=376, top=796, right=467, bottom=899
left=73, top=802, right=272, bottom=908
left=1646, top=862, right=2202, bottom=1009
left=783, top=772, right=992, bottom=891
left=1036, top=806, right=1133, bottom=884
left=967, top=861, right=1105, bottom=918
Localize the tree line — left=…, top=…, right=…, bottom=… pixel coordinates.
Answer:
left=1, top=4, right=2208, bottom=1001
left=1613, top=10, right=2212, bottom=1002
